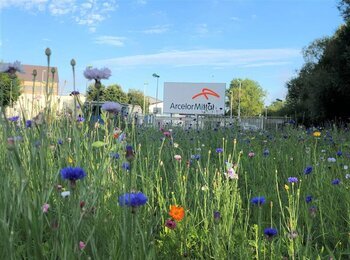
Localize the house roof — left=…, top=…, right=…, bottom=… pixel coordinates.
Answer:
left=17, top=64, right=59, bottom=83
left=147, top=96, right=162, bottom=105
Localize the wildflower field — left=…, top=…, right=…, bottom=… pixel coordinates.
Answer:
left=1, top=113, right=350, bottom=259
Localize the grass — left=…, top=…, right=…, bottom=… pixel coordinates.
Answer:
left=1, top=111, right=350, bottom=259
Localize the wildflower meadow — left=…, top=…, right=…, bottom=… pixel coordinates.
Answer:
left=2, top=110, right=350, bottom=259
left=1, top=57, right=350, bottom=259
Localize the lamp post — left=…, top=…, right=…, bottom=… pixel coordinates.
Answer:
left=143, top=82, right=148, bottom=115
left=238, top=80, right=242, bottom=120
left=230, top=90, right=233, bottom=119
left=152, top=73, right=160, bottom=115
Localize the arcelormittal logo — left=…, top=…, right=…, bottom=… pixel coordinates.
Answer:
left=192, top=88, right=220, bottom=100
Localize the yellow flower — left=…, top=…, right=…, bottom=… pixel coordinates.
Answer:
left=67, top=157, right=74, bottom=164
left=313, top=131, right=321, bottom=137
left=284, top=184, right=289, bottom=191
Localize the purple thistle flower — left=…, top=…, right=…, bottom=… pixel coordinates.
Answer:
left=118, top=192, right=148, bottom=207
left=264, top=227, right=278, bottom=238
left=0, top=60, right=24, bottom=74
left=288, top=177, right=298, bottom=183
left=101, top=101, right=122, bottom=113
left=251, top=196, right=266, bottom=205
left=83, top=67, right=111, bottom=80
left=60, top=167, right=86, bottom=181
left=304, top=166, right=313, bottom=174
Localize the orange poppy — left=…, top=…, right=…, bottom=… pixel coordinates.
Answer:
left=169, top=205, right=185, bottom=221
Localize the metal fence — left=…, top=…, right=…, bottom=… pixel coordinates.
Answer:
left=135, top=115, right=291, bottom=131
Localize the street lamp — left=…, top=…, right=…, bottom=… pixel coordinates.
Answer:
left=152, top=73, right=160, bottom=115
left=229, top=90, right=233, bottom=119
left=238, top=80, right=242, bottom=120
left=143, top=82, right=148, bottom=115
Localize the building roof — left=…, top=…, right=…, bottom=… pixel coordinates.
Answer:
left=17, top=64, right=59, bottom=83
left=147, top=96, right=162, bottom=105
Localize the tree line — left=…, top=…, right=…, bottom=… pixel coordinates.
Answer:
left=281, top=0, right=350, bottom=125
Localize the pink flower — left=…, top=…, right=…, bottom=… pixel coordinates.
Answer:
left=165, top=219, right=177, bottom=230
left=42, top=203, right=50, bottom=213
left=163, top=131, right=171, bottom=137
left=174, top=155, right=182, bottom=161
left=248, top=152, right=255, bottom=158
left=224, top=168, right=238, bottom=180
left=79, top=241, right=86, bottom=250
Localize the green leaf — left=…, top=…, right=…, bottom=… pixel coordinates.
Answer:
left=92, top=141, right=107, bottom=148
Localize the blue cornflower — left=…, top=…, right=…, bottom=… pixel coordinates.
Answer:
left=122, top=162, right=130, bottom=170
left=125, top=145, right=135, bottom=161
left=110, top=152, right=120, bottom=160
left=305, top=195, right=312, bottom=203
left=304, top=166, right=313, bottom=175
left=77, top=115, right=85, bottom=123
left=216, top=148, right=224, bottom=153
left=118, top=192, right=148, bottom=207
left=213, top=211, right=221, bottom=221
left=332, top=179, right=340, bottom=185
left=288, top=177, right=298, bottom=183
left=263, top=149, right=270, bottom=157
left=25, top=120, right=32, bottom=128
left=57, top=139, right=63, bottom=145
left=337, top=150, right=343, bottom=156
left=264, top=227, right=278, bottom=238
left=8, top=116, right=19, bottom=122
left=251, top=196, right=266, bottom=206
left=60, top=167, right=86, bottom=181
left=191, top=154, right=201, bottom=160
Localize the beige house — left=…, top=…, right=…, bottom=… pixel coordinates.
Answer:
left=18, top=64, right=59, bottom=96
left=6, top=65, right=86, bottom=118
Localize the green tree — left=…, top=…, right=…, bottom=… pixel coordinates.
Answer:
left=0, top=72, right=21, bottom=108
left=127, top=89, right=147, bottom=106
left=104, top=84, right=128, bottom=103
left=338, top=0, right=350, bottom=21
left=227, top=78, right=266, bottom=117
left=266, top=99, right=286, bottom=116
left=86, top=83, right=106, bottom=101
left=285, top=22, right=350, bottom=124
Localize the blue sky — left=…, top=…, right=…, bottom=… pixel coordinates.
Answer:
left=0, top=0, right=344, bottom=104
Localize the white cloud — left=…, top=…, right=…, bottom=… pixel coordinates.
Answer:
left=49, top=0, right=76, bottom=15
left=93, top=48, right=301, bottom=68
left=230, top=16, right=240, bottom=21
left=142, top=25, right=169, bottom=34
left=0, top=0, right=48, bottom=11
left=1, top=0, right=117, bottom=31
left=136, top=0, right=147, bottom=5
left=94, top=36, right=126, bottom=47
left=196, top=23, right=209, bottom=36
